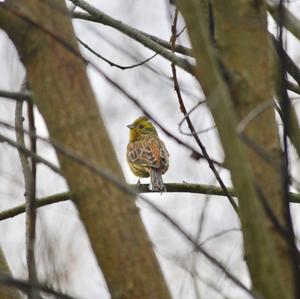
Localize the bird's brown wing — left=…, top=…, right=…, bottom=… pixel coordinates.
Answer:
left=127, top=138, right=161, bottom=168
left=158, top=140, right=169, bottom=174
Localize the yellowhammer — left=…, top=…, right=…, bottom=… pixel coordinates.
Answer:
left=127, top=116, right=169, bottom=192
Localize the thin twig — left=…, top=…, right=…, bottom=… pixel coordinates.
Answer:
left=157, top=249, right=228, bottom=298
left=27, top=90, right=38, bottom=299
left=0, top=272, right=76, bottom=299
left=237, top=100, right=274, bottom=134
left=237, top=100, right=300, bottom=191
left=68, top=0, right=195, bottom=74
left=178, top=100, right=217, bottom=136
left=15, top=85, right=39, bottom=299
left=169, top=9, right=238, bottom=212
left=199, top=228, right=241, bottom=247
left=176, top=25, right=187, bottom=38
left=77, top=37, right=158, bottom=70
left=195, top=195, right=210, bottom=242
left=276, top=2, right=300, bottom=295
left=0, top=132, right=62, bottom=175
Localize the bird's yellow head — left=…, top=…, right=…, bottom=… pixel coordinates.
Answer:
left=127, top=116, right=157, bottom=142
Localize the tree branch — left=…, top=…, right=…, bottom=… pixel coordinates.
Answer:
left=169, top=9, right=238, bottom=212
left=69, top=0, right=195, bottom=74
left=0, top=249, right=21, bottom=299
left=77, top=37, right=158, bottom=70
left=267, top=1, right=300, bottom=41
left=2, top=183, right=300, bottom=222
left=72, top=11, right=193, bottom=57
left=15, top=95, right=39, bottom=299
left=0, top=89, right=32, bottom=102
left=0, top=272, right=76, bottom=299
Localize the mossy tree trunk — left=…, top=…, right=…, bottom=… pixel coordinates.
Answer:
left=211, top=2, right=294, bottom=297
left=176, top=0, right=294, bottom=298
left=0, top=1, right=171, bottom=299
left=0, top=248, right=21, bottom=299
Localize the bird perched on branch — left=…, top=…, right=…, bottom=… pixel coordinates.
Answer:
left=127, top=116, right=169, bottom=192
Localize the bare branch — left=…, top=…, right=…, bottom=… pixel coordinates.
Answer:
left=72, top=11, right=193, bottom=57
left=267, top=1, right=300, bottom=41
left=178, top=100, right=217, bottom=136
left=199, top=228, right=241, bottom=247
left=157, top=249, right=228, bottom=298
left=0, top=89, right=32, bottom=102
left=77, top=37, right=158, bottom=70
left=0, top=192, right=69, bottom=221
left=271, top=34, right=300, bottom=86
left=69, top=0, right=195, bottom=74
left=275, top=5, right=300, bottom=291
left=169, top=9, right=238, bottom=212
left=1, top=184, right=300, bottom=222
left=14, top=88, right=39, bottom=298
left=0, top=272, right=76, bottom=299
left=0, top=132, right=62, bottom=175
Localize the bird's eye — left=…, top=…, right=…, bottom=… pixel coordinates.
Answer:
left=138, top=125, right=144, bottom=129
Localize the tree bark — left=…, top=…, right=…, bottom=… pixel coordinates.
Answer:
left=0, top=1, right=171, bottom=299
left=176, top=0, right=291, bottom=298
left=211, top=1, right=294, bottom=297
left=0, top=248, right=21, bottom=299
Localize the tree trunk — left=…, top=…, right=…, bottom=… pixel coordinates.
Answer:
left=211, top=1, right=294, bottom=297
left=0, top=1, right=171, bottom=298
left=176, top=0, right=292, bottom=298
left=0, top=248, right=21, bottom=299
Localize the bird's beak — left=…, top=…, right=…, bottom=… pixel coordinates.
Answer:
left=127, top=124, right=135, bottom=129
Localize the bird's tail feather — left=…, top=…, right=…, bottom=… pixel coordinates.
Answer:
left=150, top=168, right=166, bottom=192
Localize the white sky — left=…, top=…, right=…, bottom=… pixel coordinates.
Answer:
left=0, top=1, right=299, bottom=299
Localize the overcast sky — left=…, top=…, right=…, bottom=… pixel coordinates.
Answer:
left=0, top=1, right=300, bottom=298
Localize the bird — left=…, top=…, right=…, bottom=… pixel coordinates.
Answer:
left=126, top=116, right=169, bottom=192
